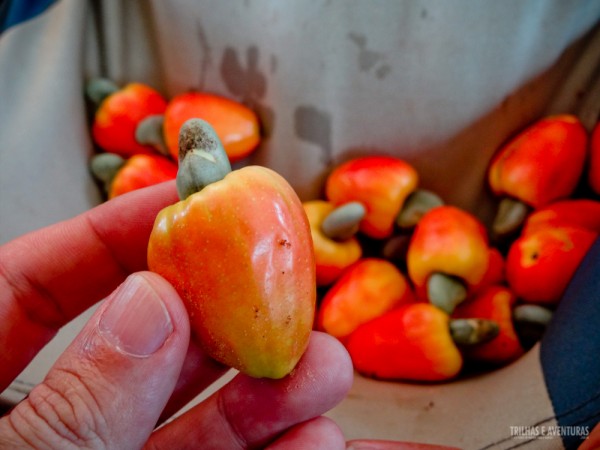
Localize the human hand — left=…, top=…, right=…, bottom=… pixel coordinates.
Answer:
left=0, top=181, right=354, bottom=449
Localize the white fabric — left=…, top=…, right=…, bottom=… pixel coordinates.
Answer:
left=1, top=0, right=599, bottom=243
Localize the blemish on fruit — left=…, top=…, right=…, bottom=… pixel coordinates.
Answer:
left=279, top=238, right=291, bottom=248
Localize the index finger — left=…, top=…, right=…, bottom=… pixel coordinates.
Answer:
left=0, top=181, right=178, bottom=389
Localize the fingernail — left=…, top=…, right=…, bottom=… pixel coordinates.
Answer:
left=98, top=274, right=174, bottom=357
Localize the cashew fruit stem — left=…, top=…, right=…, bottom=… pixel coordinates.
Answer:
left=396, top=189, right=444, bottom=229
left=85, top=77, right=119, bottom=108
left=321, top=201, right=366, bottom=240
left=176, top=119, right=232, bottom=200
left=492, top=197, right=530, bottom=237
left=513, top=304, right=553, bottom=348
left=427, top=272, right=468, bottom=314
left=135, top=114, right=169, bottom=155
left=513, top=304, right=554, bottom=327
left=450, top=318, right=500, bottom=346
left=89, top=153, right=125, bottom=193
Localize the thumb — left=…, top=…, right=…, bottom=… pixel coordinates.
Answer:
left=0, top=272, right=190, bottom=450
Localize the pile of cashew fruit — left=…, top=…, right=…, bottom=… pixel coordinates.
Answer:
left=85, top=78, right=600, bottom=383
